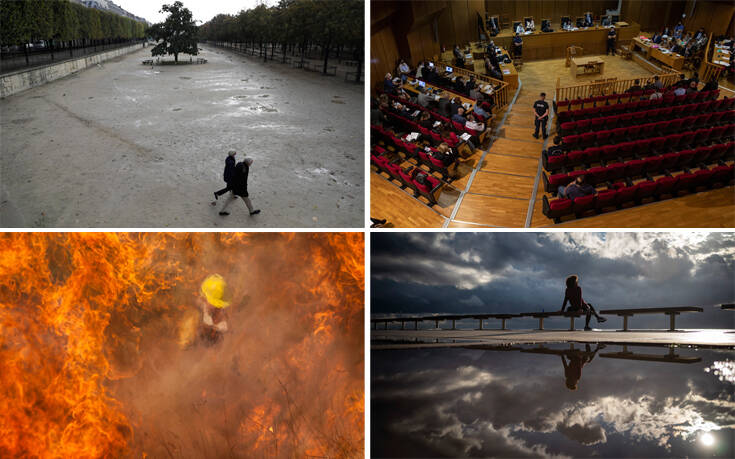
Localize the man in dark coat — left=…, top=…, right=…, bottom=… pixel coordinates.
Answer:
left=218, top=157, right=261, bottom=216
left=213, top=150, right=237, bottom=201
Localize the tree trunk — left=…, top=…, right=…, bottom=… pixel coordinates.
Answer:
left=23, top=43, right=29, bottom=66
left=355, top=55, right=362, bottom=83
left=322, top=37, right=331, bottom=75
left=174, top=52, right=178, bottom=63
left=50, top=39, right=54, bottom=61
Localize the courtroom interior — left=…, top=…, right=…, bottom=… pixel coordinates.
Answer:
left=370, top=0, right=735, bottom=228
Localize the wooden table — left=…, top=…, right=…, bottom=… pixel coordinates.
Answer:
left=631, top=37, right=652, bottom=58
left=570, top=57, right=604, bottom=77
left=402, top=80, right=475, bottom=113
left=713, top=44, right=731, bottom=67
left=650, top=47, right=684, bottom=70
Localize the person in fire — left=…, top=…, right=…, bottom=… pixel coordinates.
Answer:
left=197, top=274, right=231, bottom=345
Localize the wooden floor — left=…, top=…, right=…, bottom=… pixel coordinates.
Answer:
left=370, top=54, right=735, bottom=228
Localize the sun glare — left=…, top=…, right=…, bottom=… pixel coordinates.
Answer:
left=700, top=432, right=715, bottom=447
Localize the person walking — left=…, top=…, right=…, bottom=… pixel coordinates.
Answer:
left=218, top=157, right=261, bottom=217
left=213, top=150, right=237, bottom=202
left=532, top=92, right=549, bottom=139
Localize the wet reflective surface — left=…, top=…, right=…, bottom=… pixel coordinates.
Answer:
left=372, top=344, right=735, bottom=458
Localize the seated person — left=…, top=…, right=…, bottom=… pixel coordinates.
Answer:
left=686, top=80, right=699, bottom=94
left=544, top=136, right=564, bottom=157
left=451, top=107, right=467, bottom=126
left=397, top=59, right=411, bottom=83
left=453, top=44, right=465, bottom=67
left=558, top=176, right=596, bottom=199
left=417, top=87, right=433, bottom=108
left=515, top=22, right=525, bottom=35
left=561, top=17, right=572, bottom=30
left=415, top=60, right=425, bottom=79
left=673, top=22, right=684, bottom=39
left=693, top=27, right=706, bottom=41
left=439, top=124, right=460, bottom=147
left=465, top=114, right=491, bottom=138
left=454, top=76, right=466, bottom=94
left=652, top=31, right=663, bottom=44
left=702, top=77, right=718, bottom=92
left=466, top=76, right=477, bottom=93
left=383, top=73, right=396, bottom=94
left=437, top=96, right=452, bottom=117
left=652, top=74, right=664, bottom=90
left=396, top=87, right=411, bottom=102
left=433, top=142, right=459, bottom=169
left=583, top=12, right=593, bottom=27
left=473, top=102, right=492, bottom=120
left=673, top=85, right=687, bottom=96
left=525, top=18, right=535, bottom=31
left=449, top=97, right=462, bottom=116
left=649, top=90, right=663, bottom=100
left=625, top=79, right=642, bottom=93
left=418, top=111, right=433, bottom=129
left=541, top=20, right=553, bottom=32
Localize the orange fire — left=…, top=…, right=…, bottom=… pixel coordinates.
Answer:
left=0, top=233, right=364, bottom=458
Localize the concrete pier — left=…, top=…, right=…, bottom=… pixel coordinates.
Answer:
left=372, top=328, right=735, bottom=349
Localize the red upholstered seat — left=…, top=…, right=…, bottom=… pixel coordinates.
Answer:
left=595, top=189, right=617, bottom=211
left=567, top=150, right=588, bottom=166
left=547, top=153, right=566, bottom=171
left=642, top=155, right=663, bottom=175
left=693, top=168, right=715, bottom=190
left=615, top=184, right=637, bottom=206
left=677, top=149, right=697, bottom=168
left=543, top=197, right=573, bottom=221
left=636, top=180, right=658, bottom=201
left=576, top=119, right=591, bottom=132
left=655, top=176, right=677, bottom=197
left=606, top=162, right=626, bottom=182
left=675, top=172, right=697, bottom=192
left=710, top=165, right=734, bottom=187
left=660, top=152, right=680, bottom=170
left=572, top=195, right=596, bottom=216
left=600, top=144, right=619, bottom=163
left=585, top=166, right=607, bottom=185
left=624, top=159, right=645, bottom=178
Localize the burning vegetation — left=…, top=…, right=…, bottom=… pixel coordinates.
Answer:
left=0, top=232, right=364, bottom=458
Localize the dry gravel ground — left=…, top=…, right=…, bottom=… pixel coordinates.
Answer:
left=0, top=44, right=363, bottom=227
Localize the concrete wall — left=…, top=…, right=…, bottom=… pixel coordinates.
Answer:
left=0, top=43, right=143, bottom=98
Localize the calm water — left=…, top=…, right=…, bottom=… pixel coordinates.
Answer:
left=372, top=344, right=735, bottom=458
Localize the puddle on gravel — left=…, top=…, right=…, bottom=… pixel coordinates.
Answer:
left=248, top=105, right=277, bottom=113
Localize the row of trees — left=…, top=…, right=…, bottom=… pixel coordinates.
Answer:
left=199, top=0, right=363, bottom=77
left=0, top=0, right=146, bottom=50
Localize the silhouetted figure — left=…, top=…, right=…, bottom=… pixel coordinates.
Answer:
left=560, top=275, right=606, bottom=330
left=561, top=343, right=604, bottom=390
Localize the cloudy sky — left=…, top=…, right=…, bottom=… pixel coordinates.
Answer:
left=117, top=0, right=275, bottom=24
left=371, top=232, right=735, bottom=329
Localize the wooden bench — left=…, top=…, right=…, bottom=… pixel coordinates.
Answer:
left=521, top=311, right=585, bottom=330
left=599, top=306, right=704, bottom=331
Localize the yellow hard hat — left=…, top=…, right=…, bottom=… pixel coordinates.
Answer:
left=200, top=274, right=230, bottom=309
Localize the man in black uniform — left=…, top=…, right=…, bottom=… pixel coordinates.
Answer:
left=533, top=92, right=550, bottom=139
left=606, top=26, right=617, bottom=55
left=218, top=157, right=261, bottom=216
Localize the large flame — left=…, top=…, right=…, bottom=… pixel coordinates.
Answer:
left=0, top=232, right=364, bottom=458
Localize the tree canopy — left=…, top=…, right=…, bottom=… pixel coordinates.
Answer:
left=148, top=1, right=198, bottom=63
left=0, top=0, right=146, bottom=46
left=199, top=0, right=363, bottom=74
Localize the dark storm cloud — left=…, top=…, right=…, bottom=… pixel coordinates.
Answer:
left=371, top=233, right=735, bottom=327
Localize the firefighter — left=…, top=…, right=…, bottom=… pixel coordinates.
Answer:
left=198, top=274, right=230, bottom=344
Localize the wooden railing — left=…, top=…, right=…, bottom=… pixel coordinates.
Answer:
left=555, top=70, right=680, bottom=101
left=699, top=32, right=726, bottom=86
left=437, top=59, right=511, bottom=111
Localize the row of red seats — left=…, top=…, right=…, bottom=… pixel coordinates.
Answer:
left=382, top=111, right=461, bottom=148
left=561, top=116, right=733, bottom=151
left=559, top=99, right=732, bottom=136
left=556, top=91, right=723, bottom=124
left=543, top=165, right=735, bottom=222
left=543, top=141, right=735, bottom=193
left=371, top=125, right=455, bottom=180
left=546, top=128, right=735, bottom=172
left=555, top=89, right=718, bottom=112
left=371, top=151, right=442, bottom=205
left=380, top=92, right=488, bottom=139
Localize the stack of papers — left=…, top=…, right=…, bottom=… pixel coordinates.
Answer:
left=433, top=120, right=441, bottom=128
left=460, top=133, right=472, bottom=141
left=405, top=132, right=420, bottom=142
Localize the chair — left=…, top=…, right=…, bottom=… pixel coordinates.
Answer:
left=660, top=152, right=680, bottom=171
left=573, top=195, right=596, bottom=217
left=566, top=46, right=583, bottom=67
left=586, top=166, right=607, bottom=185
left=595, top=189, right=617, bottom=212
left=543, top=196, right=573, bottom=223
left=625, top=159, right=645, bottom=178
left=642, top=156, right=663, bottom=175
left=655, top=176, right=677, bottom=198
left=580, top=132, right=596, bottom=148
left=600, top=144, right=619, bottom=164
left=546, top=153, right=567, bottom=172
left=567, top=150, right=588, bottom=167
left=544, top=172, right=573, bottom=194
left=614, top=184, right=637, bottom=207
left=678, top=149, right=697, bottom=168
left=636, top=180, right=658, bottom=203
left=413, top=174, right=442, bottom=205
left=710, top=164, right=734, bottom=187
left=606, top=162, right=626, bottom=182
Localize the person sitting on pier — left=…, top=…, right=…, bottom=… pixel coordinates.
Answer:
left=560, top=275, right=607, bottom=330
